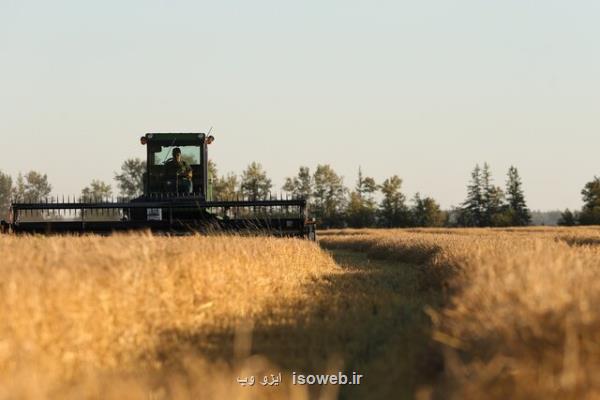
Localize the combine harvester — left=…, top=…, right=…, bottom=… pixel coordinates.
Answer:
left=0, top=133, right=316, bottom=239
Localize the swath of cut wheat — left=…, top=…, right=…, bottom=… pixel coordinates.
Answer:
left=320, top=227, right=600, bottom=399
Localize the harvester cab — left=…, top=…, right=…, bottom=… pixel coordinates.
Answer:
left=1, top=132, right=316, bottom=239
left=142, top=133, right=212, bottom=199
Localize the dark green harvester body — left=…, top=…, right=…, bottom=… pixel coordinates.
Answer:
left=0, top=133, right=316, bottom=239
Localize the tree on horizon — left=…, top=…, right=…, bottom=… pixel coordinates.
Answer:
left=114, top=158, right=145, bottom=198
left=480, top=163, right=506, bottom=226
left=12, top=171, right=52, bottom=202
left=505, top=166, right=531, bottom=226
left=557, top=209, right=577, bottom=226
left=459, top=164, right=483, bottom=226
left=346, top=167, right=378, bottom=228
left=378, top=175, right=410, bottom=228
left=312, top=164, right=347, bottom=228
left=81, top=180, right=113, bottom=200
left=578, top=176, right=600, bottom=225
left=411, top=193, right=446, bottom=227
left=283, top=166, right=313, bottom=201
left=0, top=171, right=12, bottom=219
left=209, top=160, right=240, bottom=200
left=240, top=162, right=272, bottom=200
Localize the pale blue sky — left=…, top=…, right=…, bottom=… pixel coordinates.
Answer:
left=1, top=0, right=599, bottom=210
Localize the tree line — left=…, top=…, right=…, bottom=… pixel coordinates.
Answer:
left=211, top=161, right=447, bottom=228
left=0, top=158, right=598, bottom=228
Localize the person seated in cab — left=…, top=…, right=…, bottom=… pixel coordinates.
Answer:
left=165, top=147, right=193, bottom=194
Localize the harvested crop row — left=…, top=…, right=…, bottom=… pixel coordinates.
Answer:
left=319, top=228, right=600, bottom=399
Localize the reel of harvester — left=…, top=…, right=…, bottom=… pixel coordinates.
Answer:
left=0, top=132, right=316, bottom=239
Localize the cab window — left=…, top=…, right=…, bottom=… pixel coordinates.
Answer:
left=151, top=145, right=201, bottom=165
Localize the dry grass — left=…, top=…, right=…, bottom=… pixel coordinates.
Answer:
left=320, top=227, right=600, bottom=399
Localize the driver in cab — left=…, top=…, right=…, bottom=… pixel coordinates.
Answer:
left=165, top=147, right=193, bottom=193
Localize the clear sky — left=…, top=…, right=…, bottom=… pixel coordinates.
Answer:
left=1, top=0, right=599, bottom=210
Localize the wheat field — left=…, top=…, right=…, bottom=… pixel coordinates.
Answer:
left=3, top=228, right=600, bottom=399
left=0, top=234, right=347, bottom=399
left=0, top=232, right=437, bottom=400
